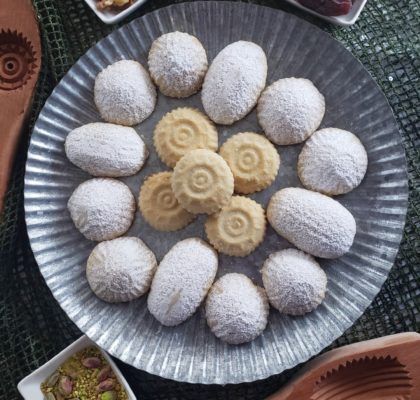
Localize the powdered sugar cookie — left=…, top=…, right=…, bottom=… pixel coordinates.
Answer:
left=65, top=122, right=148, bottom=177
left=205, top=273, right=268, bottom=344
left=147, top=238, right=218, bottom=326
left=257, top=78, right=325, bottom=145
left=262, top=248, right=327, bottom=315
left=86, top=237, right=157, bottom=303
left=298, top=128, right=368, bottom=195
left=171, top=149, right=234, bottom=214
left=148, top=32, right=208, bottom=98
left=94, top=60, right=156, bottom=126
left=205, top=196, right=266, bottom=257
left=154, top=108, right=218, bottom=168
left=139, top=171, right=195, bottom=232
left=267, top=188, right=356, bottom=259
left=67, top=178, right=135, bottom=241
left=219, top=132, right=280, bottom=194
left=202, top=41, right=267, bottom=125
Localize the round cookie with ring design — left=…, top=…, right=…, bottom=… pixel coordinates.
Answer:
left=139, top=171, right=195, bottom=232
left=219, top=132, right=280, bottom=194
left=171, top=149, right=234, bottom=215
left=154, top=107, right=218, bottom=168
left=205, top=196, right=266, bottom=257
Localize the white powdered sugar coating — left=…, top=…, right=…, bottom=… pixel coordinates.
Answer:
left=267, top=188, right=356, bottom=259
left=67, top=178, right=135, bottom=242
left=257, top=78, right=325, bottom=145
left=94, top=60, right=156, bottom=126
left=262, top=248, right=327, bottom=316
left=65, top=122, right=148, bottom=177
left=148, top=31, right=208, bottom=98
left=201, top=41, right=267, bottom=125
left=87, top=237, right=157, bottom=303
left=205, top=273, right=268, bottom=345
left=298, top=128, right=368, bottom=195
left=147, top=238, right=218, bottom=326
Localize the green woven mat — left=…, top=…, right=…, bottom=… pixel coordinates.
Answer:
left=1, top=0, right=419, bottom=399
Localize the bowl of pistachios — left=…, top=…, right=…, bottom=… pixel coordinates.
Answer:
left=84, top=0, right=149, bottom=24
left=17, top=335, right=136, bottom=400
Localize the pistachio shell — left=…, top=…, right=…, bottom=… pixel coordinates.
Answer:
left=54, top=392, right=64, bottom=400
left=46, top=371, right=60, bottom=387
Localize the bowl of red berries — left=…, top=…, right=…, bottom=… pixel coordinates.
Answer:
left=284, top=0, right=368, bottom=26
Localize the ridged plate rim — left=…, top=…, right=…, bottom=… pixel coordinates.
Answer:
left=24, top=1, right=408, bottom=384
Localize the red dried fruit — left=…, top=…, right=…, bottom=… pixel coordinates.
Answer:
left=297, top=0, right=353, bottom=16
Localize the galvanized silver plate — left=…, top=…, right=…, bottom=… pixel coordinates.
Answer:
left=24, top=1, right=408, bottom=384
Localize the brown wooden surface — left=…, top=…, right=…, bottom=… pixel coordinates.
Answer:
left=0, top=0, right=41, bottom=213
left=267, top=332, right=420, bottom=399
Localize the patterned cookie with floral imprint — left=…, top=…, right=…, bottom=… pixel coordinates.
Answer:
left=219, top=132, right=280, bottom=194
left=171, top=149, right=234, bottom=214
left=139, top=171, right=195, bottom=232
left=205, top=196, right=266, bottom=257
left=154, top=108, right=218, bottom=168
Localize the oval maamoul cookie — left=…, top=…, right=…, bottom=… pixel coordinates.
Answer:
left=154, top=107, right=218, bottom=168
left=219, top=132, right=280, bottom=194
left=202, top=41, right=267, bottom=125
left=148, top=31, right=208, bottom=98
left=147, top=238, right=218, bottom=326
left=205, top=196, right=266, bottom=257
left=86, top=237, right=157, bottom=303
left=205, top=273, right=269, bottom=345
left=262, top=248, right=327, bottom=315
left=94, top=60, right=156, bottom=126
left=139, top=171, right=195, bottom=232
left=171, top=149, right=234, bottom=214
left=257, top=78, right=325, bottom=145
left=65, top=122, right=148, bottom=177
left=67, top=178, right=135, bottom=241
left=298, top=128, right=368, bottom=195
left=267, top=187, right=356, bottom=259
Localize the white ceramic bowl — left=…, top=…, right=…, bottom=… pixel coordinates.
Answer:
left=284, top=0, right=368, bottom=26
left=17, top=335, right=137, bottom=400
left=84, top=0, right=148, bottom=24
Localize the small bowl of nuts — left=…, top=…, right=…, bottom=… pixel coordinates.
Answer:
left=17, top=335, right=136, bottom=400
left=283, top=0, right=368, bottom=26
left=84, top=0, right=149, bottom=24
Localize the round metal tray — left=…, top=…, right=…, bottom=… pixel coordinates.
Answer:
left=24, top=1, right=408, bottom=384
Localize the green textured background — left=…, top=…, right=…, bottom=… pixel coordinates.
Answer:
left=0, top=0, right=419, bottom=399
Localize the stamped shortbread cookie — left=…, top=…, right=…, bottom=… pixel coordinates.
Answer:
left=139, top=171, right=195, bottom=231
left=205, top=196, right=266, bottom=257
left=171, top=149, right=234, bottom=214
left=154, top=108, right=218, bottom=168
left=219, top=132, right=280, bottom=194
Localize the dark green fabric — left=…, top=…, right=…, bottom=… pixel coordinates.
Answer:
left=1, top=0, right=419, bottom=399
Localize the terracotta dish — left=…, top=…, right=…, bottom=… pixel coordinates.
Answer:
left=268, top=332, right=420, bottom=400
